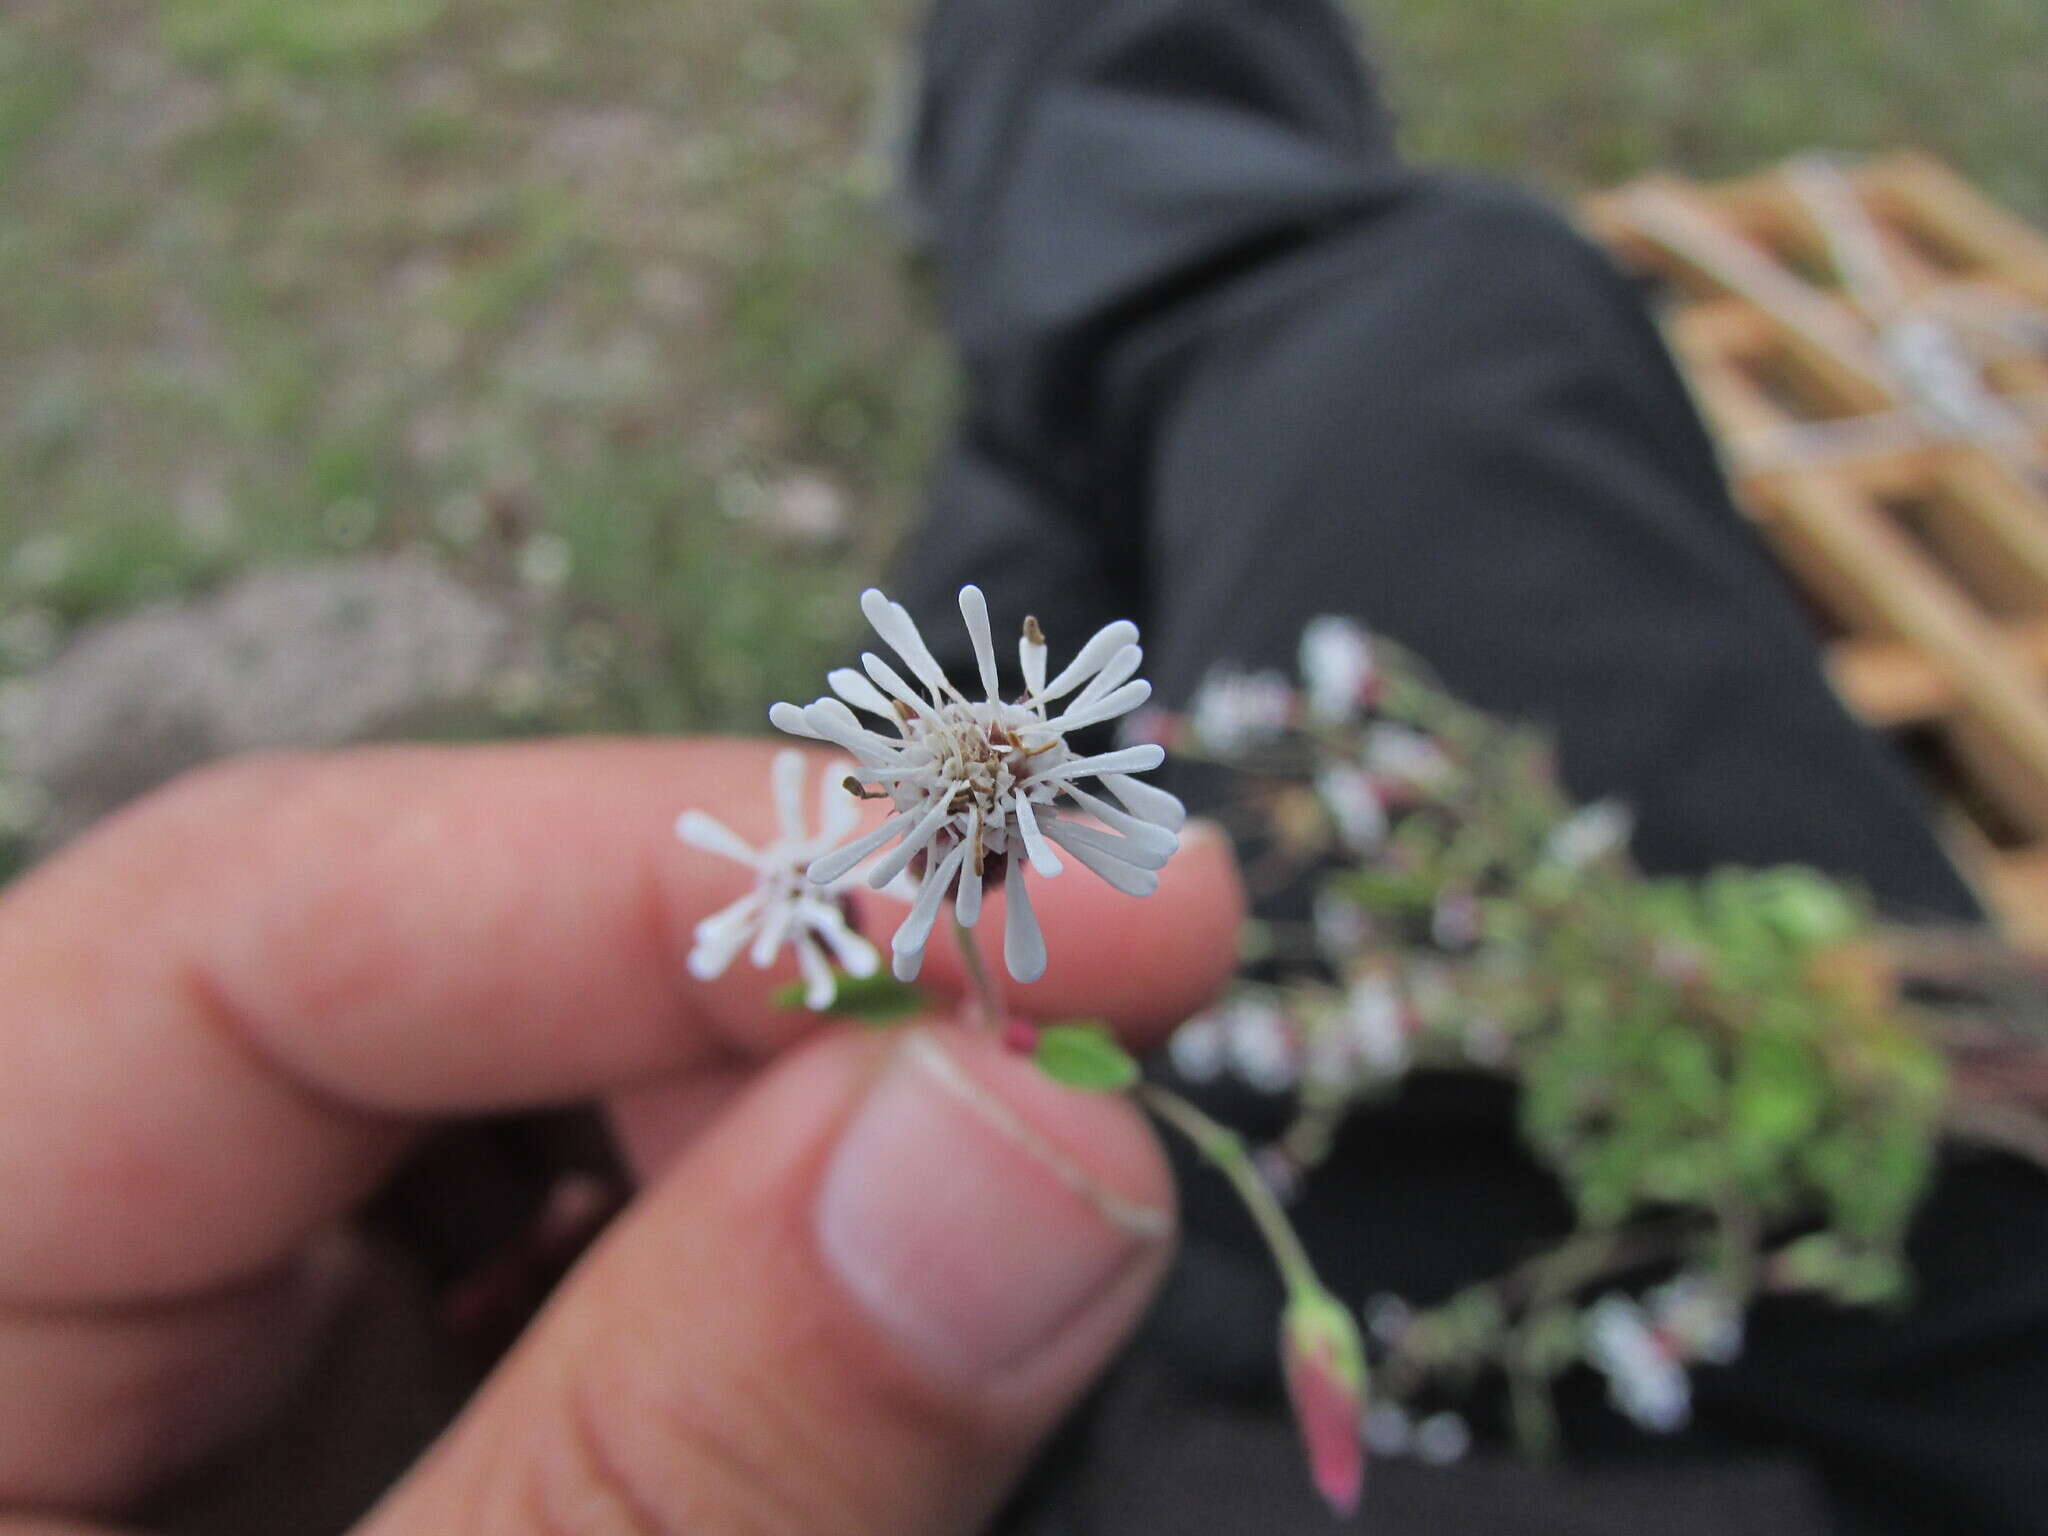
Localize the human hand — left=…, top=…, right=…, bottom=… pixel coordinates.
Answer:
left=0, top=740, right=1243, bottom=1535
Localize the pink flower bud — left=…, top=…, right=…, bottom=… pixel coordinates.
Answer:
left=1281, top=1284, right=1369, bottom=1516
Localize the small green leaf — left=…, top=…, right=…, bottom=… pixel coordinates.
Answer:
left=1033, top=1022, right=1140, bottom=1093
left=772, top=970, right=925, bottom=1025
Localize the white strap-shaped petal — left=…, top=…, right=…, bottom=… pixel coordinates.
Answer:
left=1046, top=678, right=1152, bottom=734
left=675, top=809, right=760, bottom=867
left=688, top=893, right=763, bottom=980
left=749, top=894, right=799, bottom=968
left=1070, top=644, right=1143, bottom=711
left=801, top=698, right=905, bottom=763
left=1020, top=622, right=1048, bottom=702
left=794, top=933, right=837, bottom=1010
left=1027, top=743, right=1164, bottom=784
left=1003, top=852, right=1048, bottom=982
left=814, top=758, right=861, bottom=845
left=827, top=667, right=896, bottom=720
left=860, top=652, right=938, bottom=721
left=770, top=700, right=822, bottom=739
left=807, top=813, right=912, bottom=885
left=1044, top=820, right=1160, bottom=896
left=861, top=588, right=957, bottom=701
left=1044, top=816, right=1172, bottom=871
left=1040, top=619, right=1139, bottom=702
left=1011, top=792, right=1064, bottom=877
left=893, top=839, right=967, bottom=980
left=805, top=899, right=881, bottom=976
left=1057, top=784, right=1181, bottom=860
left=770, top=748, right=808, bottom=843
left=959, top=584, right=1002, bottom=703
left=954, top=852, right=983, bottom=927
left=1103, top=771, right=1187, bottom=831
left=866, top=792, right=958, bottom=888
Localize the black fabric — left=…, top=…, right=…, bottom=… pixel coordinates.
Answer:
left=886, top=0, right=2048, bottom=1532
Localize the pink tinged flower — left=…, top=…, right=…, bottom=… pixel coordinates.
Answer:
left=1430, top=890, right=1481, bottom=950
left=1281, top=1283, right=1370, bottom=1516
left=771, top=586, right=1183, bottom=985
left=1312, top=890, right=1370, bottom=959
left=1585, top=1294, right=1692, bottom=1433
left=676, top=748, right=882, bottom=1010
left=1646, top=1276, right=1745, bottom=1365
left=1315, top=764, right=1387, bottom=854
left=1300, top=616, right=1377, bottom=725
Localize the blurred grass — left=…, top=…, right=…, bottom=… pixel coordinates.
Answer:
left=0, top=0, right=2043, bottom=848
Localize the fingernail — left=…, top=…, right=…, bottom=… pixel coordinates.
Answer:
left=816, top=1030, right=1168, bottom=1385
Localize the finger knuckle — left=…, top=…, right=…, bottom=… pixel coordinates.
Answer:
left=522, top=1352, right=833, bottom=1536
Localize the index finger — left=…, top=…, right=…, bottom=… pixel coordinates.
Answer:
left=0, top=740, right=1240, bottom=1304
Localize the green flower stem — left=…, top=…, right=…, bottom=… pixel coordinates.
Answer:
left=953, top=916, right=1004, bottom=1033
left=1138, top=1082, right=1321, bottom=1299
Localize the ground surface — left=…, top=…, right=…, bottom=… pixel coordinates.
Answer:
left=1, top=0, right=2043, bottom=870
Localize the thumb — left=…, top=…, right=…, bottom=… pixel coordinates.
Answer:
left=357, top=1026, right=1176, bottom=1536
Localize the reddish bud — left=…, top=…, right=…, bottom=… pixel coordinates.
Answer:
left=1001, top=1017, right=1041, bottom=1055
left=1281, top=1283, right=1369, bottom=1517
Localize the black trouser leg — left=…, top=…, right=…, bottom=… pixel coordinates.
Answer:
left=888, top=3, right=2038, bottom=1532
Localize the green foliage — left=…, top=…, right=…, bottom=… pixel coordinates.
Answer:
left=1357, top=0, right=2048, bottom=220
left=772, top=969, right=924, bottom=1024
left=162, top=0, right=447, bottom=71
left=1034, top=1022, right=1141, bottom=1094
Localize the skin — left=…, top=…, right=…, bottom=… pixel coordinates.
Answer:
left=0, top=740, right=1244, bottom=1535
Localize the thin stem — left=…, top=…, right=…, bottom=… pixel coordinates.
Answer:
left=1139, top=1082, right=1320, bottom=1296
left=953, top=916, right=1004, bottom=1033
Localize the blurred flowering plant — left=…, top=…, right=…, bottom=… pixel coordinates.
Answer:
left=1154, top=616, right=2048, bottom=1466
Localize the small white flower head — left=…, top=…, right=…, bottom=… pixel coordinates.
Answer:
left=1312, top=889, right=1371, bottom=959
left=1363, top=722, right=1453, bottom=790
left=1166, top=1010, right=1229, bottom=1083
left=1646, top=1275, right=1745, bottom=1366
left=676, top=748, right=882, bottom=1009
left=1362, top=1292, right=1414, bottom=1347
left=1545, top=800, right=1634, bottom=871
left=1189, top=664, right=1296, bottom=755
left=1344, top=973, right=1412, bottom=1076
left=1315, top=764, right=1387, bottom=854
left=1412, top=1410, right=1473, bottom=1466
left=772, top=586, right=1184, bottom=984
left=1585, top=1294, right=1692, bottom=1433
left=1300, top=616, right=1376, bottom=725
left=1220, top=996, right=1300, bottom=1094
left=1363, top=1402, right=1414, bottom=1458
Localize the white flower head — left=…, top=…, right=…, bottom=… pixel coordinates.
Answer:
left=1585, top=1294, right=1692, bottom=1433
left=772, top=586, right=1185, bottom=984
left=1299, top=616, right=1376, bottom=725
left=676, top=748, right=883, bottom=1009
